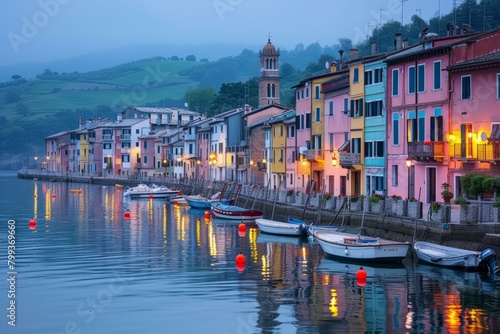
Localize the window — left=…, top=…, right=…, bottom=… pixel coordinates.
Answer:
left=305, top=113, right=311, bottom=129
left=392, top=69, right=399, bottom=96
left=329, top=133, right=334, bottom=150
left=353, top=68, right=359, bottom=83
left=418, top=110, right=425, bottom=142
left=143, top=141, right=148, bottom=149
left=350, top=98, right=363, bottom=118
left=430, top=115, right=444, bottom=142
left=461, top=75, right=471, bottom=100
left=374, top=68, right=383, bottom=83
left=315, top=107, right=321, bottom=122
left=408, top=66, right=415, bottom=94
left=392, top=113, right=399, bottom=146
left=433, top=61, right=441, bottom=90
left=364, top=141, right=384, bottom=157
left=301, top=114, right=305, bottom=129
left=314, top=85, right=320, bottom=99
left=280, top=125, right=283, bottom=136
left=343, top=98, right=349, bottom=114
left=365, top=70, right=373, bottom=85
left=329, top=101, right=333, bottom=116
left=497, top=74, right=500, bottom=99
left=143, top=156, right=148, bottom=164
left=287, top=125, right=295, bottom=138
left=365, top=100, right=383, bottom=117
left=103, top=143, right=112, bottom=150
left=418, top=64, right=425, bottom=92
left=135, top=129, right=139, bottom=134
left=189, top=143, right=193, bottom=154
left=391, top=165, right=398, bottom=186
left=306, top=87, right=309, bottom=98
left=279, top=150, right=283, bottom=162
left=122, top=142, right=131, bottom=148
left=122, top=154, right=130, bottom=163
left=407, top=112, right=417, bottom=142
left=352, top=138, right=362, bottom=154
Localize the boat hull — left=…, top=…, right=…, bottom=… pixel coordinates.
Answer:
left=185, top=197, right=231, bottom=209
left=255, top=218, right=308, bottom=236
left=413, top=241, right=481, bottom=269
left=211, top=203, right=263, bottom=220
left=314, top=230, right=410, bottom=262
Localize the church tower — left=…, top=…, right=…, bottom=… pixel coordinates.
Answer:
left=258, top=38, right=280, bottom=107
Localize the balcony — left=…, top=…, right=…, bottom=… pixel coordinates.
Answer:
left=408, top=141, right=445, bottom=162
left=339, top=153, right=361, bottom=167
left=150, top=118, right=168, bottom=125
left=102, top=135, right=113, bottom=141
left=135, top=163, right=142, bottom=169
left=120, top=134, right=131, bottom=141
left=450, top=143, right=500, bottom=161
left=305, top=149, right=323, bottom=162
left=88, top=137, right=96, bottom=143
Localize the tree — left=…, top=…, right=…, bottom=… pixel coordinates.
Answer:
left=11, top=75, right=22, bottom=80
left=5, top=89, right=21, bottom=104
left=199, top=58, right=209, bottom=63
left=171, top=55, right=179, bottom=60
left=185, top=55, right=196, bottom=62
left=184, top=86, right=216, bottom=114
left=16, top=103, right=30, bottom=116
left=209, top=78, right=258, bottom=116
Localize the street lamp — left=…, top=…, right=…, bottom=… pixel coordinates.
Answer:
left=406, top=158, right=414, bottom=199
left=331, top=153, right=337, bottom=167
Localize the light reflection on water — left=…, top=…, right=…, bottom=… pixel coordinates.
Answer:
left=0, top=171, right=499, bottom=333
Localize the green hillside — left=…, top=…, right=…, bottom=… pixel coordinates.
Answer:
left=0, top=58, right=200, bottom=122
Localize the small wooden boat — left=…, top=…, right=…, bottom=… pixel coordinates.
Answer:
left=313, top=230, right=410, bottom=262
left=211, top=202, right=263, bottom=220
left=255, top=218, right=309, bottom=236
left=413, top=241, right=499, bottom=272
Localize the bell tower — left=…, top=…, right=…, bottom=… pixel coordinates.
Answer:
left=258, top=38, right=280, bottom=107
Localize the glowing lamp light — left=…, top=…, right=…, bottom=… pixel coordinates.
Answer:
left=262, top=158, right=267, bottom=164
left=406, top=158, right=413, bottom=168
left=204, top=210, right=210, bottom=219
left=331, top=154, right=337, bottom=167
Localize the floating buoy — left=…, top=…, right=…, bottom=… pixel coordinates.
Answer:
left=33, top=195, right=37, bottom=199
left=149, top=194, right=153, bottom=199
left=124, top=211, right=131, bottom=219
left=235, top=252, right=246, bottom=263
left=238, top=223, right=246, bottom=233
left=356, top=267, right=367, bottom=279
left=356, top=277, right=367, bottom=287
left=52, top=194, right=56, bottom=198
left=29, top=219, right=37, bottom=230
left=236, top=261, right=246, bottom=272
left=238, top=230, right=246, bottom=237
left=204, top=211, right=210, bottom=219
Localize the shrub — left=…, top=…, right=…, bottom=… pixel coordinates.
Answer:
left=390, top=194, right=402, bottom=200
left=350, top=194, right=359, bottom=202
left=431, top=202, right=441, bottom=213
left=370, top=193, right=385, bottom=204
left=493, top=197, right=500, bottom=208
left=454, top=196, right=470, bottom=209
left=286, top=189, right=294, bottom=196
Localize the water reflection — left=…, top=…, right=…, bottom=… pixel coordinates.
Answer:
left=1, top=175, right=500, bottom=334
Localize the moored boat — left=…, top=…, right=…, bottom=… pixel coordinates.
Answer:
left=123, top=184, right=180, bottom=198
left=255, top=218, right=309, bottom=236
left=211, top=202, right=263, bottom=220
left=184, top=192, right=231, bottom=209
left=313, top=229, right=410, bottom=262
left=413, top=241, right=499, bottom=273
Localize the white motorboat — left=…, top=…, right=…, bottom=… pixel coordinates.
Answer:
left=255, top=218, right=309, bottom=236
left=123, top=184, right=180, bottom=198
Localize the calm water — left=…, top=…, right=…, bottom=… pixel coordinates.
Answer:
left=1, top=171, right=500, bottom=334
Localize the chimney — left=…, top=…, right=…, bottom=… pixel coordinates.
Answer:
left=371, top=41, right=377, bottom=55
left=349, top=48, right=359, bottom=60
left=117, top=114, right=123, bottom=122
left=394, top=33, right=402, bottom=50
left=403, top=38, right=409, bottom=48
left=330, top=61, right=337, bottom=73
left=338, top=50, right=344, bottom=70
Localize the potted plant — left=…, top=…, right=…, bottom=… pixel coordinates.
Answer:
left=441, top=182, right=454, bottom=203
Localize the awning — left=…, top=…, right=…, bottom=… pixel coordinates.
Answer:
left=489, top=124, right=500, bottom=142
left=338, top=140, right=350, bottom=152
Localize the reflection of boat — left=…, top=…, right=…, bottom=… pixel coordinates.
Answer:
left=211, top=202, right=263, bottom=220
left=413, top=242, right=499, bottom=272
left=313, top=230, right=410, bottom=262
left=255, top=218, right=309, bottom=236
left=169, top=196, right=189, bottom=206
left=115, top=184, right=124, bottom=189
left=185, top=192, right=231, bottom=209
left=69, top=189, right=82, bottom=194
left=257, top=232, right=307, bottom=246
left=123, top=184, right=179, bottom=198
left=317, top=257, right=407, bottom=280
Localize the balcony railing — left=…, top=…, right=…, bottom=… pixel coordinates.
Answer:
left=408, top=141, right=445, bottom=162
left=120, top=134, right=131, bottom=140
left=339, top=153, right=361, bottom=167
left=88, top=137, right=96, bottom=143
left=305, top=149, right=323, bottom=162
left=150, top=118, right=168, bottom=125
left=102, top=135, right=113, bottom=141
left=450, top=143, right=500, bottom=161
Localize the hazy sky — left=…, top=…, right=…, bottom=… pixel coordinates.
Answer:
left=1, top=0, right=455, bottom=66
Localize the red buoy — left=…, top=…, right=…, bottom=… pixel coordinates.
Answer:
left=236, top=261, right=246, bottom=272
left=356, top=267, right=367, bottom=279
left=29, top=219, right=37, bottom=230
left=235, top=252, right=246, bottom=263
left=52, top=194, right=56, bottom=198
left=149, top=194, right=153, bottom=199
left=124, top=211, right=131, bottom=219
left=238, top=223, right=246, bottom=232
left=356, top=277, right=367, bottom=287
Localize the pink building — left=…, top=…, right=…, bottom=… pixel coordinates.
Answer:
left=292, top=79, right=312, bottom=190
left=385, top=33, right=472, bottom=203
left=446, top=29, right=500, bottom=191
